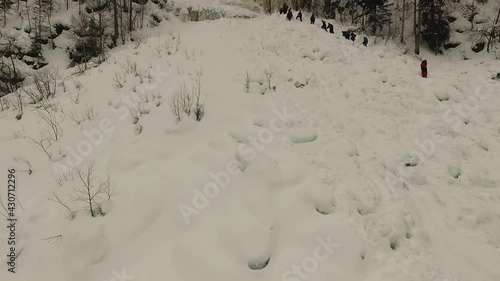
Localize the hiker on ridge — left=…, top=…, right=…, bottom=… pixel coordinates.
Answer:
left=321, top=20, right=327, bottom=31
left=421, top=60, right=428, bottom=78
left=287, top=9, right=293, bottom=21
left=362, top=36, right=368, bottom=47
left=310, top=14, right=315, bottom=24
left=296, top=11, right=303, bottom=22
left=327, top=23, right=334, bottom=34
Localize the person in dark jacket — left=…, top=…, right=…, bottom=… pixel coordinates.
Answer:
left=296, top=11, right=302, bottom=21
left=350, top=32, right=356, bottom=41
left=282, top=4, right=288, bottom=15
left=327, top=23, right=334, bottom=34
left=310, top=14, right=315, bottom=24
left=287, top=9, right=293, bottom=21
left=279, top=7, right=283, bottom=14
left=321, top=20, right=327, bottom=31
left=342, top=31, right=350, bottom=39
left=421, top=60, right=428, bottom=78
left=362, top=36, right=368, bottom=47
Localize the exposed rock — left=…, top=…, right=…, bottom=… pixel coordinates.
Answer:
left=471, top=41, right=485, bottom=53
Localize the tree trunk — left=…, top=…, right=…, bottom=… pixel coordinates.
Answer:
left=470, top=0, right=475, bottom=30
left=414, top=0, right=420, bottom=55
left=37, top=0, right=42, bottom=51
left=3, top=0, right=7, bottom=27
left=129, top=0, right=132, bottom=32
left=140, top=4, right=144, bottom=29
left=25, top=0, right=31, bottom=33
left=488, top=7, right=500, bottom=51
left=9, top=47, right=19, bottom=91
left=113, top=0, right=118, bottom=46
left=401, top=0, right=405, bottom=44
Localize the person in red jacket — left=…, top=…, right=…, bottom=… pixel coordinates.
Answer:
left=421, top=60, right=428, bottom=78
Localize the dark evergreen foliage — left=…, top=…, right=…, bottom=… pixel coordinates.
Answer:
left=420, top=0, right=450, bottom=53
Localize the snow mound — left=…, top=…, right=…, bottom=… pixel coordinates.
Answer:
left=290, top=129, right=318, bottom=144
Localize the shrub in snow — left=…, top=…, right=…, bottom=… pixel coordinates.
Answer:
left=264, top=68, right=274, bottom=91
left=175, top=7, right=190, bottom=22
left=244, top=70, right=251, bottom=93
left=33, top=100, right=63, bottom=141
left=199, top=8, right=226, bottom=21
left=192, top=69, right=205, bottom=122
left=170, top=90, right=183, bottom=122
left=58, top=161, right=117, bottom=217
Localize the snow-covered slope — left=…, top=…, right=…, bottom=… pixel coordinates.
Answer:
left=1, top=13, right=500, bottom=281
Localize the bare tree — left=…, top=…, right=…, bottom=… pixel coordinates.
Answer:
left=264, top=68, right=274, bottom=91
left=244, top=70, right=251, bottom=93
left=32, top=66, right=60, bottom=99
left=192, top=68, right=205, bottom=122
left=102, top=168, right=117, bottom=200
left=34, top=100, right=63, bottom=140
left=9, top=89, right=24, bottom=120
left=170, top=90, right=182, bottom=122
left=178, top=84, right=193, bottom=116
left=49, top=191, right=72, bottom=213
left=486, top=7, right=500, bottom=52
left=70, top=161, right=106, bottom=217
left=28, top=131, right=53, bottom=159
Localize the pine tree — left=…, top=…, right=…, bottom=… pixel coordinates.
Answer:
left=420, top=0, right=449, bottom=54
left=363, top=0, right=393, bottom=35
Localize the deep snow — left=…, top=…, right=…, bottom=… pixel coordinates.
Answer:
left=1, top=11, right=500, bottom=281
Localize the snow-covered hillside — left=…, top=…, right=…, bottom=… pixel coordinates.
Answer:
left=1, top=11, right=500, bottom=281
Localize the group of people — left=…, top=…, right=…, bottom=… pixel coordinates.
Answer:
left=341, top=30, right=368, bottom=47
left=279, top=4, right=368, bottom=47
left=280, top=4, right=303, bottom=21
left=279, top=4, right=428, bottom=77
